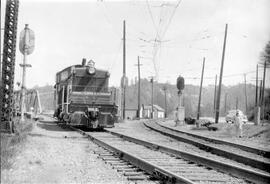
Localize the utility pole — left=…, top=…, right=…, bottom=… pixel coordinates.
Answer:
left=135, top=56, right=142, bottom=118
left=244, top=74, right=248, bottom=113
left=255, top=65, right=260, bottom=125
left=236, top=97, right=238, bottom=110
left=121, top=20, right=126, bottom=120
left=163, top=86, right=167, bottom=118
left=259, top=80, right=263, bottom=106
left=224, top=93, right=228, bottom=114
left=255, top=64, right=258, bottom=106
left=213, top=74, right=217, bottom=114
left=150, top=77, right=154, bottom=119
left=215, top=24, right=228, bottom=124
left=197, top=57, right=205, bottom=120
left=261, top=60, right=266, bottom=119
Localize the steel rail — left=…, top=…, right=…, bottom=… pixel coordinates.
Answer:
left=157, top=121, right=270, bottom=158
left=70, top=126, right=194, bottom=184
left=144, top=121, right=270, bottom=172
left=105, top=129, right=270, bottom=184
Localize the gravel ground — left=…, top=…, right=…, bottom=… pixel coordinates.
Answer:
left=158, top=120, right=270, bottom=151
left=111, top=120, right=269, bottom=174
left=1, top=117, right=129, bottom=184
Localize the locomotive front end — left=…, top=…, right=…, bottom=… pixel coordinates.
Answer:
left=54, top=59, right=118, bottom=129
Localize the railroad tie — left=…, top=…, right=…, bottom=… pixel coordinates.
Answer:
left=98, top=153, right=114, bottom=157
left=105, top=160, right=125, bottom=163
left=101, top=157, right=119, bottom=161
left=112, top=165, right=134, bottom=169
left=127, top=175, right=148, bottom=181
left=116, top=168, right=139, bottom=172
left=123, top=172, right=144, bottom=176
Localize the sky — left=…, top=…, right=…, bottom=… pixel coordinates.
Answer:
left=1, top=0, right=270, bottom=89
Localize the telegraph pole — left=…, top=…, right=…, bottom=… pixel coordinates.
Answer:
left=255, top=65, right=260, bottom=125
left=244, top=74, right=248, bottom=113
left=259, top=80, right=263, bottom=106
left=236, top=97, right=238, bottom=110
left=261, top=60, right=266, bottom=119
left=213, top=74, right=217, bottom=114
left=215, top=24, right=228, bottom=124
left=150, top=77, right=154, bottom=119
left=224, top=93, right=228, bottom=114
left=163, top=86, right=167, bottom=118
left=121, top=20, right=126, bottom=120
left=255, top=64, right=258, bottom=106
left=135, top=56, right=142, bottom=118
left=197, top=57, right=205, bottom=120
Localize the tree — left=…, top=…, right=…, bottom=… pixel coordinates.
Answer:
left=261, top=41, right=270, bottom=64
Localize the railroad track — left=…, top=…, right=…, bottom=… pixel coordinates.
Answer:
left=144, top=121, right=270, bottom=173
left=71, top=126, right=269, bottom=184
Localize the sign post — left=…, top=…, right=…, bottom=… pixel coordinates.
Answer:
left=19, top=24, right=35, bottom=121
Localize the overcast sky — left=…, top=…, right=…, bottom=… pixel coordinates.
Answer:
left=1, top=0, right=270, bottom=89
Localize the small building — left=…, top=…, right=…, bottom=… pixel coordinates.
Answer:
left=125, top=105, right=138, bottom=120
left=141, top=104, right=165, bottom=119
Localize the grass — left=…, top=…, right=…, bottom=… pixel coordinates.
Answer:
left=1, top=118, right=34, bottom=170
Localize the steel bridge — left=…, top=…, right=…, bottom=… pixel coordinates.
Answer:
left=0, top=0, right=19, bottom=133
left=13, top=89, right=43, bottom=117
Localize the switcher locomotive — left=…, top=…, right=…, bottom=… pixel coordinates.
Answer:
left=54, top=59, right=118, bottom=129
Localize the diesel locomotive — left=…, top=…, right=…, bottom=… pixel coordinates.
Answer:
left=54, top=59, right=118, bottom=129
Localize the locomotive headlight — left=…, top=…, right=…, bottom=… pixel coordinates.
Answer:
left=88, top=67, right=96, bottom=74
left=87, top=59, right=96, bottom=74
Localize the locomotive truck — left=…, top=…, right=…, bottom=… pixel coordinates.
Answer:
left=54, top=59, right=118, bottom=129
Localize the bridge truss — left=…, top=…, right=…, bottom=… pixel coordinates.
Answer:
left=0, top=0, right=19, bottom=132
left=14, top=89, right=43, bottom=116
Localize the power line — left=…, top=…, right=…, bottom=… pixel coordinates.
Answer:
left=146, top=0, right=158, bottom=33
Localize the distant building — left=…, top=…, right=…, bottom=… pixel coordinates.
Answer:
left=141, top=104, right=165, bottom=119
left=125, top=105, right=137, bottom=120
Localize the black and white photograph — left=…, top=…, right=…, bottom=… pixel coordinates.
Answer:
left=0, top=0, right=269, bottom=183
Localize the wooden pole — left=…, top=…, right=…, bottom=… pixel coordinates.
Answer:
left=151, top=77, right=154, bottom=118
left=213, top=74, right=217, bottom=114
left=259, top=80, right=263, bottom=106
left=197, top=57, right=205, bottom=120
left=236, top=97, right=238, bottom=110
left=255, top=64, right=258, bottom=106
left=215, top=24, right=228, bottom=124
left=261, top=60, right=266, bottom=119
left=122, top=20, right=126, bottom=119
left=163, top=86, right=167, bottom=118
left=136, top=56, right=142, bottom=118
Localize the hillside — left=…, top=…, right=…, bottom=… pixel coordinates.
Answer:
left=126, top=79, right=262, bottom=118
left=32, top=80, right=269, bottom=118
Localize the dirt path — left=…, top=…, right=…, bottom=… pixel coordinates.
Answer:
left=1, top=117, right=128, bottom=184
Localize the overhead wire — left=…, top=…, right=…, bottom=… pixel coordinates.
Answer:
left=145, top=0, right=183, bottom=80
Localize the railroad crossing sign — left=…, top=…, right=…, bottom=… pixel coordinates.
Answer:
left=19, top=24, right=35, bottom=55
